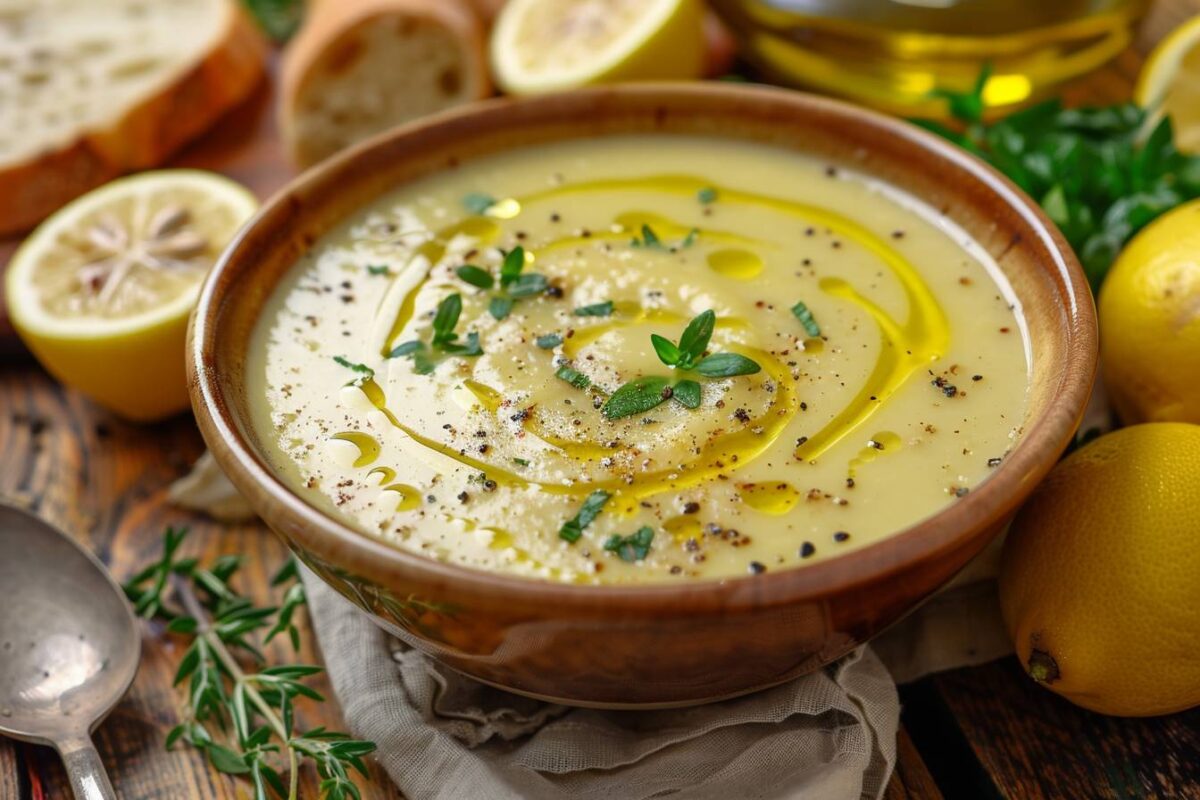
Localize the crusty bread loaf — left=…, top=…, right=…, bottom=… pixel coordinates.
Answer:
left=0, top=0, right=266, bottom=236
left=280, top=0, right=490, bottom=168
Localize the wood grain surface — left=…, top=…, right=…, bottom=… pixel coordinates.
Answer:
left=2, top=0, right=1199, bottom=797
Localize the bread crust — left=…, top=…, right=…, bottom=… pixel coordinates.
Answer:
left=0, top=2, right=267, bottom=237
left=279, top=0, right=491, bottom=167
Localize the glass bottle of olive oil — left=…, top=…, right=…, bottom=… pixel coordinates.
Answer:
left=710, top=0, right=1148, bottom=116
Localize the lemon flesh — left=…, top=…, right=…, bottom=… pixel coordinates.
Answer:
left=6, top=170, right=258, bottom=421
left=1099, top=199, right=1200, bottom=425
left=491, top=0, right=705, bottom=94
left=1135, top=14, right=1200, bottom=153
left=999, top=423, right=1200, bottom=717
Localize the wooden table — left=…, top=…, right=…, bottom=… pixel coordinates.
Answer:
left=3, top=2, right=1199, bottom=797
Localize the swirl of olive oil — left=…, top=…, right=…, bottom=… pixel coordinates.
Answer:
left=357, top=173, right=947, bottom=501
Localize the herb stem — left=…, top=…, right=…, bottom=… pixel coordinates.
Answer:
left=173, top=576, right=302, bottom=800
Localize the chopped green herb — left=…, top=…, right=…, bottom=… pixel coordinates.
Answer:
left=387, top=294, right=481, bottom=374
left=455, top=265, right=494, bottom=289
left=671, top=379, right=702, bottom=409
left=488, top=296, right=515, bottom=320
left=631, top=223, right=662, bottom=249
left=604, top=526, right=655, bottom=562
left=512, top=457, right=530, bottom=467
left=697, top=187, right=718, bottom=204
left=559, top=490, right=611, bottom=543
left=574, top=301, right=614, bottom=317
left=499, top=247, right=525, bottom=287
left=791, top=301, right=821, bottom=337
left=366, top=264, right=390, bottom=276
left=506, top=272, right=548, bottom=298
left=555, top=365, right=591, bottom=390
left=241, top=0, right=303, bottom=41
left=680, top=228, right=699, bottom=248
left=535, top=333, right=563, bottom=349
left=601, top=375, right=672, bottom=420
left=917, top=64, right=1200, bottom=290
left=462, top=192, right=495, bottom=215
left=696, top=352, right=761, bottom=378
left=333, top=356, right=374, bottom=384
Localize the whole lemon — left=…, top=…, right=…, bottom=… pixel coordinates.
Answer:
left=1098, top=200, right=1200, bottom=424
left=998, top=423, right=1200, bottom=717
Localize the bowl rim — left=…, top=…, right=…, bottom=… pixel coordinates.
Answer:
left=190, top=82, right=1097, bottom=611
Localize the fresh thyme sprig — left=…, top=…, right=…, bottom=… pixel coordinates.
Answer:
left=123, top=528, right=376, bottom=800
left=455, top=246, right=549, bottom=321
left=915, top=65, right=1200, bottom=290
left=630, top=223, right=699, bottom=250
left=602, top=310, right=761, bottom=420
left=388, top=293, right=483, bottom=374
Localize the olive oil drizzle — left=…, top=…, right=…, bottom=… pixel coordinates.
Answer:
left=361, top=171, right=947, bottom=505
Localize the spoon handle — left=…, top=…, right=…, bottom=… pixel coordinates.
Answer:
left=57, top=735, right=117, bottom=800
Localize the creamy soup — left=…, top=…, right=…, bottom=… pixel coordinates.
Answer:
left=249, top=135, right=1030, bottom=584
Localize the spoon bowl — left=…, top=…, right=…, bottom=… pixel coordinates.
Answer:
left=0, top=503, right=139, bottom=800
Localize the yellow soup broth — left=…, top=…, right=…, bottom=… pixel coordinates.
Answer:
left=248, top=135, right=1031, bottom=584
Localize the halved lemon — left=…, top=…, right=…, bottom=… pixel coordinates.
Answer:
left=6, top=170, right=257, bottom=421
left=1135, top=14, right=1200, bottom=153
left=491, top=0, right=705, bottom=95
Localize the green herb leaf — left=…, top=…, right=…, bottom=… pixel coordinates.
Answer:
left=333, top=356, right=374, bottom=385
left=602, top=375, right=671, bottom=419
left=499, top=246, right=525, bottom=287
left=671, top=379, right=702, bottom=409
left=366, top=264, right=390, bottom=276
left=631, top=223, right=662, bottom=249
left=513, top=457, right=530, bottom=467
left=455, top=265, right=494, bottom=289
left=489, top=296, right=514, bottom=320
left=506, top=272, right=548, bottom=298
left=387, top=341, right=424, bottom=358
left=440, top=331, right=483, bottom=357
left=207, top=743, right=251, bottom=775
left=603, top=526, right=655, bottom=562
left=241, top=0, right=303, bottom=41
left=676, top=309, right=715, bottom=367
left=463, top=192, right=495, bottom=215
left=650, top=334, right=682, bottom=366
left=697, top=187, right=718, bottom=204
left=681, top=228, right=699, bottom=248
left=696, top=352, right=761, bottom=377
left=535, top=333, right=562, bottom=349
left=790, top=301, right=821, bottom=337
left=555, top=365, right=591, bottom=390
left=431, top=294, right=462, bottom=346
left=559, top=490, right=611, bottom=543
left=574, top=301, right=613, bottom=317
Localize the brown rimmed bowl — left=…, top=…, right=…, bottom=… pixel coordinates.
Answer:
left=189, top=84, right=1096, bottom=708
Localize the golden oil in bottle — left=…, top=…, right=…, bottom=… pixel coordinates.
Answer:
left=710, top=0, right=1148, bottom=116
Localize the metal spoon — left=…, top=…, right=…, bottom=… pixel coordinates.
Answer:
left=0, top=503, right=139, bottom=800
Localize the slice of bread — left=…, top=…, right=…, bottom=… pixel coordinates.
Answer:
left=0, top=0, right=266, bottom=236
left=280, top=0, right=490, bottom=168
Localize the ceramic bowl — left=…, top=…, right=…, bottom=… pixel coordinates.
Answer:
left=189, top=84, right=1096, bottom=708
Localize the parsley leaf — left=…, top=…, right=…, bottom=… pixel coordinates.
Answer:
left=559, top=490, right=611, bottom=543
left=601, top=375, right=672, bottom=419
left=918, top=66, right=1200, bottom=290
left=604, top=526, right=655, bottom=562
left=574, top=301, right=614, bottom=317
